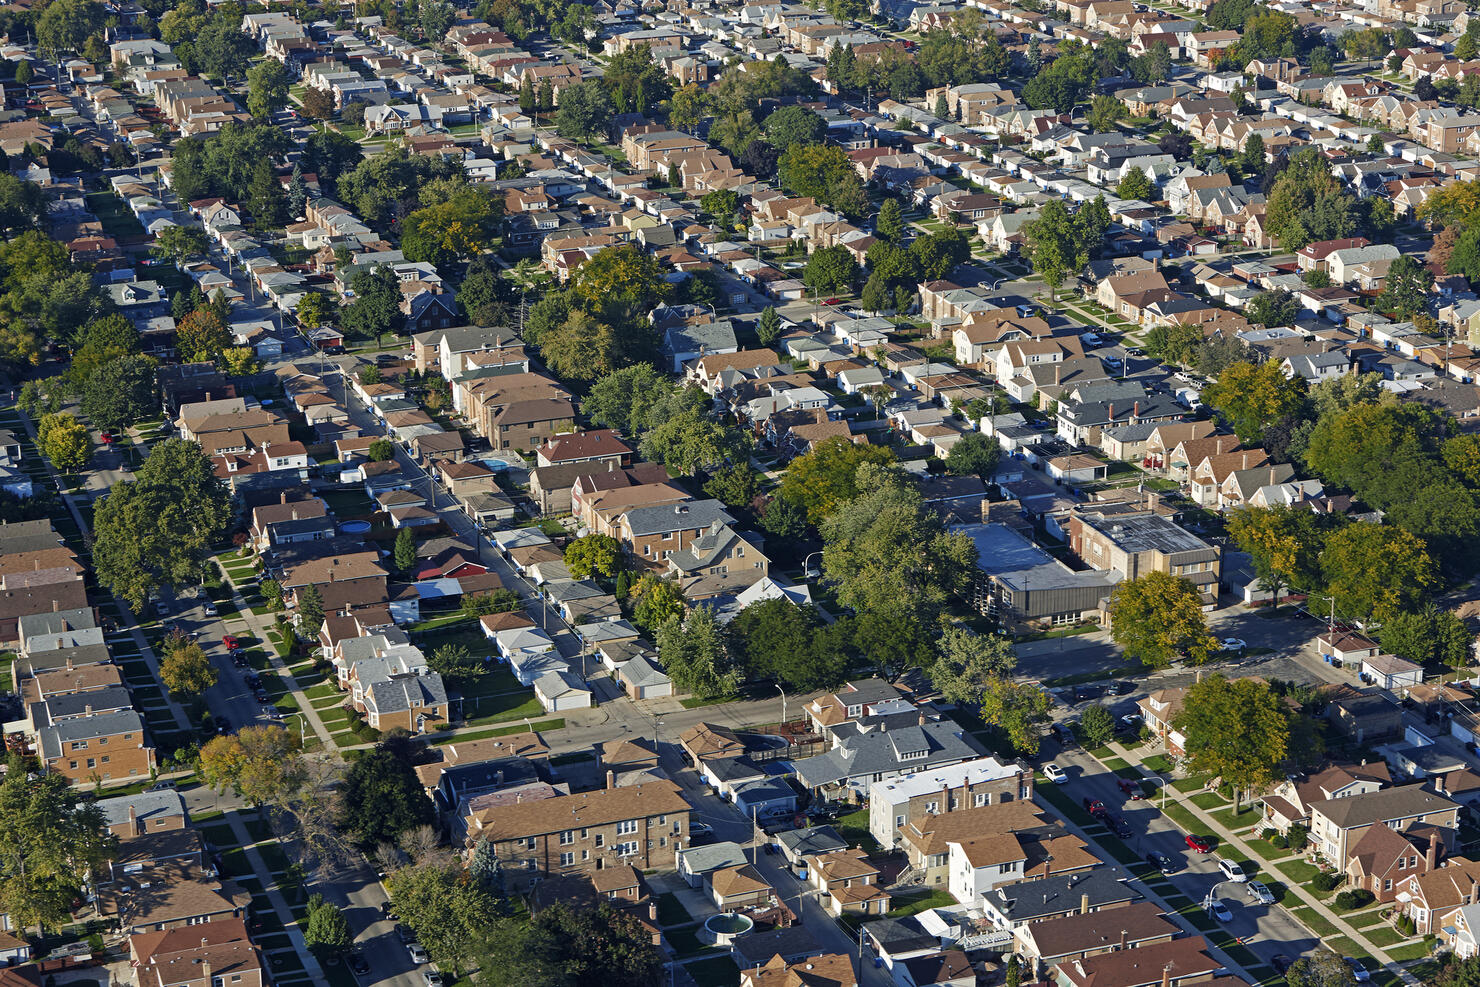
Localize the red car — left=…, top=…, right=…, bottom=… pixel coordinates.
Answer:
left=1186, top=834, right=1213, bottom=853
left=1118, top=778, right=1144, bottom=800
left=823, top=297, right=840, bottom=305
left=100, top=431, right=114, bottom=445
left=1082, top=797, right=1106, bottom=814
left=221, top=635, right=241, bottom=651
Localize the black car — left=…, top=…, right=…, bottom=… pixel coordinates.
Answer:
left=245, top=674, right=262, bottom=689
left=1145, top=852, right=1178, bottom=874
left=349, top=953, right=370, bottom=976
left=1110, top=816, right=1134, bottom=839
left=1113, top=680, right=1135, bottom=695
left=1073, top=685, right=1104, bottom=703
left=1271, top=955, right=1293, bottom=976
left=381, top=901, right=395, bottom=920
left=254, top=690, right=271, bottom=703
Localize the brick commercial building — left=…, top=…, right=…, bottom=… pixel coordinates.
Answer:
left=460, top=779, right=692, bottom=888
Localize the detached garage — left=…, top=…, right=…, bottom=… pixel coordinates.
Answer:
left=534, top=668, right=592, bottom=712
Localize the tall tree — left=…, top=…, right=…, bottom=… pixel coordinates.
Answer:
left=1108, top=571, right=1217, bottom=669
left=930, top=626, right=1016, bottom=706
left=0, top=765, right=114, bottom=930
left=656, top=606, right=737, bottom=699
left=1320, top=524, right=1437, bottom=622
left=1173, top=674, right=1289, bottom=811
left=1203, top=360, right=1308, bottom=443
left=247, top=59, right=290, bottom=119
left=339, top=743, right=436, bottom=849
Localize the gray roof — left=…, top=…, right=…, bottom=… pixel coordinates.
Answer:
left=775, top=824, right=848, bottom=857
left=732, top=926, right=823, bottom=968
left=1312, top=783, right=1458, bottom=830
left=622, top=500, right=734, bottom=536
left=535, top=668, right=590, bottom=698
left=677, top=840, right=748, bottom=876
left=665, top=321, right=739, bottom=355
left=364, top=671, right=447, bottom=714
left=987, top=869, right=1137, bottom=923
left=544, top=579, right=610, bottom=604
left=792, top=720, right=985, bottom=790
left=38, top=709, right=146, bottom=759
left=37, top=685, right=134, bottom=721
left=18, top=607, right=96, bottom=639
left=95, top=789, right=186, bottom=830
left=864, top=916, right=938, bottom=955
left=620, top=654, right=671, bottom=689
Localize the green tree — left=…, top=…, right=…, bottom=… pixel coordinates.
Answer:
left=777, top=143, right=868, bottom=218
left=944, top=431, right=1000, bottom=479
left=0, top=766, right=114, bottom=931
left=803, top=245, right=858, bottom=293
left=1108, top=571, right=1217, bottom=669
left=637, top=407, right=748, bottom=475
left=1379, top=604, right=1473, bottom=668
left=1265, top=148, right=1357, bottom=251
left=300, top=86, right=335, bottom=121
left=393, top=527, right=417, bottom=573
left=1241, top=133, right=1266, bottom=175
left=1247, top=289, right=1298, bottom=327
left=159, top=634, right=218, bottom=709
left=541, top=309, right=616, bottom=382
left=37, top=0, right=102, bottom=54
left=247, top=59, right=290, bottom=119
left=1023, top=198, right=1085, bottom=298
left=386, top=860, right=502, bottom=976
left=1285, top=951, right=1357, bottom=987
left=296, top=582, right=325, bottom=639
left=778, top=435, right=896, bottom=524
left=1226, top=506, right=1325, bottom=605
left=668, top=82, right=707, bottom=133
left=151, top=225, right=207, bottom=264
left=428, top=643, right=482, bottom=683
left=564, top=534, right=623, bottom=579
left=656, top=606, right=737, bottom=699
left=1174, top=674, right=1289, bottom=811
left=1116, top=166, right=1155, bottom=201
left=603, top=44, right=671, bottom=114
left=569, top=243, right=669, bottom=328
left=176, top=307, right=231, bottom=364
left=341, top=266, right=401, bottom=345
left=555, top=80, right=614, bottom=141
left=727, top=599, right=846, bottom=690
left=1321, top=523, right=1438, bottom=622
left=247, top=156, right=287, bottom=231
left=764, top=105, right=827, bottom=147
left=979, top=678, right=1052, bottom=755
left=1203, top=360, right=1307, bottom=444
left=304, top=897, right=352, bottom=960
left=1080, top=703, right=1115, bottom=747
left=296, top=292, right=334, bottom=329
left=910, top=226, right=970, bottom=281
left=699, top=188, right=739, bottom=223
left=1088, top=93, right=1126, bottom=132
left=36, top=412, right=91, bottom=472
left=1376, top=255, right=1433, bottom=320
left=930, top=626, right=1016, bottom=706
left=876, top=198, right=904, bottom=244
left=339, top=743, right=436, bottom=849
left=400, top=188, right=501, bottom=267
left=631, top=574, right=685, bottom=632
left=368, top=437, right=397, bottom=462
left=757, top=306, right=782, bottom=347
left=79, top=354, right=156, bottom=429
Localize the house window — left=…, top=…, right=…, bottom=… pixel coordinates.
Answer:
left=594, top=834, right=604, bottom=848
left=975, top=793, right=990, bottom=807
left=560, top=830, right=574, bottom=845
left=926, top=800, right=939, bottom=813
left=560, top=852, right=575, bottom=866
left=617, top=841, right=639, bottom=856
left=87, top=759, right=95, bottom=769
left=617, top=819, right=638, bottom=835
left=73, top=740, right=88, bottom=750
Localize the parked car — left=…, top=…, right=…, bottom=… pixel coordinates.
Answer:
left=1112, top=680, right=1135, bottom=695
left=203, top=600, right=217, bottom=616
left=254, top=690, right=271, bottom=703
left=1117, top=778, right=1143, bottom=800
left=1208, top=899, right=1232, bottom=923
left=396, top=925, right=414, bottom=943
left=222, top=635, right=241, bottom=650
left=1221, top=638, right=1247, bottom=653
left=1145, top=852, right=1179, bottom=874
left=1186, top=834, right=1213, bottom=853
left=689, top=822, right=713, bottom=837
left=1082, top=797, right=1105, bottom=814
left=408, top=943, right=429, bottom=964
left=1217, top=858, right=1247, bottom=882
left=423, top=973, right=445, bottom=987
left=1108, top=815, right=1133, bottom=839
left=349, top=953, right=370, bottom=976
left=1346, top=958, right=1371, bottom=982
left=1246, top=880, right=1275, bottom=905
left=1044, top=763, right=1067, bottom=784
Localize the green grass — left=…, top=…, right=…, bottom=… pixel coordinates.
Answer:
left=1210, top=805, right=1260, bottom=830
left=427, top=719, right=565, bottom=744
left=1290, top=906, right=1339, bottom=938
left=1161, top=802, right=1202, bottom=835
left=463, top=692, right=544, bottom=725
left=889, top=889, right=955, bottom=917
left=1277, top=860, right=1320, bottom=885
left=665, top=926, right=723, bottom=958
left=656, top=892, right=690, bottom=928
left=834, top=808, right=878, bottom=851
left=1191, top=790, right=1230, bottom=810
left=1384, top=942, right=1431, bottom=962
left=1363, top=926, right=1404, bottom=947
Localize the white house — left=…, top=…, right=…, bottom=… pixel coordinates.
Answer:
left=533, top=668, right=592, bottom=712
left=947, top=836, right=1025, bottom=908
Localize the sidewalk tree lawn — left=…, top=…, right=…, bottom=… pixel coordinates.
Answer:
left=725, top=598, right=849, bottom=691
left=93, top=438, right=231, bottom=611
left=1173, top=673, right=1289, bottom=811
left=159, top=632, right=219, bottom=712
left=386, top=858, right=504, bottom=977
left=338, top=741, right=436, bottom=850
left=1080, top=703, right=1115, bottom=747
left=36, top=412, right=90, bottom=472
left=1108, top=571, right=1217, bottom=669
left=198, top=725, right=307, bottom=809
left=979, top=678, right=1052, bottom=756
left=303, top=894, right=352, bottom=959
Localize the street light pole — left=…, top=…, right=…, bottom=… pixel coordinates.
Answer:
left=775, top=682, right=787, bottom=728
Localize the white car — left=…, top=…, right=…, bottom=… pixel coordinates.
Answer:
left=1044, top=763, right=1067, bottom=784
left=1221, top=638, right=1247, bottom=652
left=1208, top=899, right=1233, bottom=923
left=1218, top=858, right=1248, bottom=883
left=1346, top=958, right=1371, bottom=982
left=1246, top=880, right=1275, bottom=904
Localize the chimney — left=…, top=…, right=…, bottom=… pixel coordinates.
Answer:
left=1162, top=963, right=1173, bottom=987
left=1108, top=402, right=1115, bottom=421
left=201, top=960, right=211, bottom=986
left=128, top=804, right=137, bottom=834
left=52, top=600, right=58, bottom=612
left=1055, top=364, right=1062, bottom=385
left=1081, top=892, right=1090, bottom=914
left=1428, top=830, right=1441, bottom=870
left=1120, top=929, right=1127, bottom=950
left=1242, top=451, right=1249, bottom=468
left=607, top=770, right=616, bottom=789
left=1133, top=401, right=1140, bottom=418
left=280, top=492, right=288, bottom=504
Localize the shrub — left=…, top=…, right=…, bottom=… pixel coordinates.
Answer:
left=1312, top=872, right=1343, bottom=893
left=1334, top=889, right=1375, bottom=910
left=1288, top=824, right=1308, bottom=850
left=1270, top=833, right=1287, bottom=849
left=1261, top=828, right=1276, bottom=842
left=1397, top=913, right=1416, bottom=936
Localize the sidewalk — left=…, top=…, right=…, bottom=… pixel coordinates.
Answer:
left=223, top=812, right=326, bottom=984
left=1104, top=738, right=1423, bottom=986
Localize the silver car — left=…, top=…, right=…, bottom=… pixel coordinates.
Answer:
left=1246, top=880, right=1275, bottom=905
